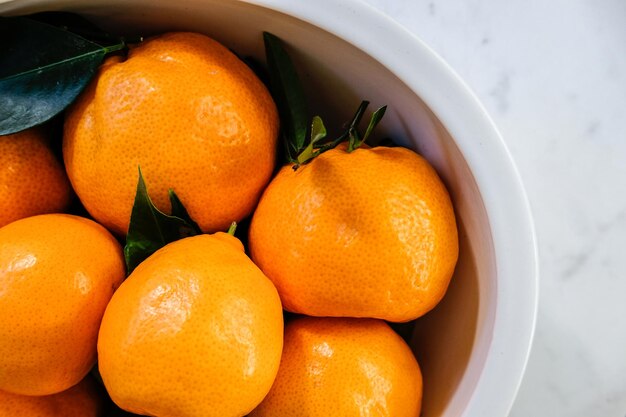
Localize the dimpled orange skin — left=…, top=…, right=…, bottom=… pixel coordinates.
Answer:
left=0, top=128, right=71, bottom=228
left=250, top=317, right=422, bottom=417
left=0, top=214, right=125, bottom=396
left=97, top=233, right=284, bottom=417
left=249, top=144, right=459, bottom=322
left=0, top=376, right=103, bottom=417
left=64, top=32, right=279, bottom=236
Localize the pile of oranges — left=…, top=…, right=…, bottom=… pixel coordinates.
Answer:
left=0, top=32, right=458, bottom=417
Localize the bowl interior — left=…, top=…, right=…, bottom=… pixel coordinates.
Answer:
left=2, top=1, right=498, bottom=415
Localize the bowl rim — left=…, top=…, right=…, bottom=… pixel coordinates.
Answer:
left=0, top=0, right=538, bottom=414
left=241, top=0, right=538, bottom=415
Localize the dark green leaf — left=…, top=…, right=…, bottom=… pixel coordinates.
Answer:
left=296, top=116, right=327, bottom=166
left=263, top=32, right=308, bottom=161
left=0, top=17, right=124, bottom=135
left=348, top=104, right=387, bottom=151
left=310, top=116, right=327, bottom=144
left=124, top=168, right=200, bottom=274
left=262, top=34, right=388, bottom=166
left=348, top=101, right=370, bottom=130
left=362, top=106, right=387, bottom=144
left=346, top=127, right=361, bottom=152
left=347, top=101, right=369, bottom=152
left=168, top=189, right=202, bottom=235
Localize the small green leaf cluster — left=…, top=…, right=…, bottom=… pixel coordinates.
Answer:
left=123, top=168, right=202, bottom=275
left=263, top=32, right=387, bottom=170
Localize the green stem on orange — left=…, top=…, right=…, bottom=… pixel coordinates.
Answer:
left=227, top=222, right=237, bottom=236
left=263, top=32, right=388, bottom=168
left=292, top=101, right=387, bottom=170
left=102, top=40, right=126, bottom=54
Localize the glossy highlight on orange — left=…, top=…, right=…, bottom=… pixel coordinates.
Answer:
left=64, top=32, right=279, bottom=236
left=250, top=317, right=422, bottom=416
left=250, top=143, right=459, bottom=322
left=0, top=214, right=125, bottom=396
left=97, top=233, right=284, bottom=417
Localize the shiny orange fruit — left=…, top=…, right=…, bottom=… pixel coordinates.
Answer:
left=249, top=144, right=459, bottom=322
left=0, top=376, right=103, bottom=417
left=64, top=32, right=279, bottom=236
left=0, top=214, right=125, bottom=395
left=250, top=317, right=422, bottom=417
left=0, top=127, right=71, bottom=228
left=98, top=233, right=284, bottom=417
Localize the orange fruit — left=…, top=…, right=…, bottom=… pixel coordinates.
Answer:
left=0, top=214, right=125, bottom=395
left=64, top=31, right=279, bottom=236
left=250, top=317, right=422, bottom=417
left=0, top=127, right=71, bottom=228
left=249, top=143, right=458, bottom=322
left=0, top=376, right=103, bottom=417
left=98, top=233, right=284, bottom=417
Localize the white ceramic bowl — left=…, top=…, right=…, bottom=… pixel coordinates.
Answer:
left=0, top=1, right=538, bottom=415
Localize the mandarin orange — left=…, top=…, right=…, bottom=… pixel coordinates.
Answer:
left=0, top=214, right=125, bottom=395
left=250, top=317, right=422, bottom=417
left=98, top=233, right=283, bottom=417
left=249, top=143, right=458, bottom=322
left=0, top=127, right=71, bottom=228
left=64, top=32, right=278, bottom=236
left=0, top=376, right=103, bottom=417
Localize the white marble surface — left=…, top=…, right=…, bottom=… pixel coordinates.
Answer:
left=360, top=0, right=626, bottom=416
